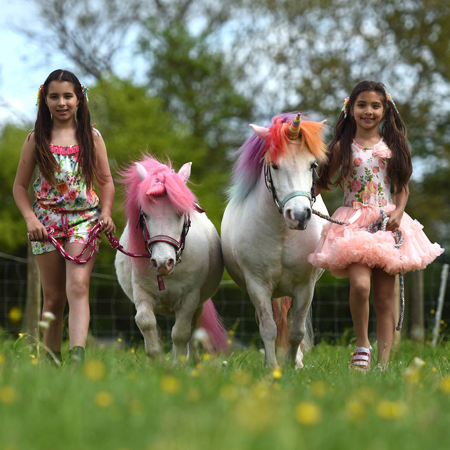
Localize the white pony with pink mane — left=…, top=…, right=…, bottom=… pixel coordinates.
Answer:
left=221, top=113, right=329, bottom=369
left=115, top=156, right=227, bottom=361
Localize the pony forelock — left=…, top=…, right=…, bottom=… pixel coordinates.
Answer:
left=118, top=155, right=197, bottom=263
left=229, top=113, right=327, bottom=202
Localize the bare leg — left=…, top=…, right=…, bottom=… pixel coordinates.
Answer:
left=35, top=250, right=67, bottom=352
left=348, top=264, right=372, bottom=348
left=372, top=268, right=396, bottom=366
left=65, top=243, right=97, bottom=349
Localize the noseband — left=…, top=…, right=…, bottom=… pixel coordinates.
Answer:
left=138, top=212, right=191, bottom=264
left=264, top=161, right=318, bottom=213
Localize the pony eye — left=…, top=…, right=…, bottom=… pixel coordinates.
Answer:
left=311, top=161, right=318, bottom=170
left=272, top=164, right=279, bottom=170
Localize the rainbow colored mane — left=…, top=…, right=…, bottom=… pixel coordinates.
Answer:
left=228, top=112, right=327, bottom=203
left=119, top=155, right=197, bottom=259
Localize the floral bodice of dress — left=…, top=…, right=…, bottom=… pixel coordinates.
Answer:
left=342, top=140, right=393, bottom=208
left=33, top=144, right=99, bottom=212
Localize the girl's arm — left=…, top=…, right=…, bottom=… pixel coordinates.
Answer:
left=94, top=132, right=116, bottom=233
left=13, top=134, right=48, bottom=241
left=386, top=184, right=409, bottom=231
left=316, top=144, right=341, bottom=196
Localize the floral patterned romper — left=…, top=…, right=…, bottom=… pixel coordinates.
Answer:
left=31, top=137, right=102, bottom=255
left=308, top=140, right=444, bottom=278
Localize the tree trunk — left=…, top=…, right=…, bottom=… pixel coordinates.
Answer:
left=410, top=270, right=424, bottom=343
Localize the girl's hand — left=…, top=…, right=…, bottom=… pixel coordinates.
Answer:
left=99, top=214, right=116, bottom=234
left=26, top=217, right=48, bottom=241
left=386, top=209, right=403, bottom=232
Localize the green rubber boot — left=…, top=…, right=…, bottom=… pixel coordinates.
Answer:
left=69, top=346, right=85, bottom=364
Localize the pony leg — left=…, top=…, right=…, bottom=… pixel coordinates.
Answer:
left=247, top=281, right=278, bottom=368
left=133, top=287, right=161, bottom=360
left=172, top=299, right=199, bottom=363
left=189, top=305, right=204, bottom=363
left=285, top=283, right=315, bottom=369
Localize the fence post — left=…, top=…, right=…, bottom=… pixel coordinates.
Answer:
left=22, top=166, right=41, bottom=339
left=410, top=270, right=424, bottom=343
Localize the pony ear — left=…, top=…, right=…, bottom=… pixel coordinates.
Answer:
left=249, top=124, right=269, bottom=140
left=136, top=162, right=148, bottom=182
left=178, top=162, right=192, bottom=183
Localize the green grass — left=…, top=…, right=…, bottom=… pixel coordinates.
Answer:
left=1, top=336, right=450, bottom=450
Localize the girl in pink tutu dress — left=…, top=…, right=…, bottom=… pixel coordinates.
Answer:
left=308, top=80, right=444, bottom=370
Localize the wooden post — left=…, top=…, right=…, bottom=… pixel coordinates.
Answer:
left=22, top=166, right=42, bottom=339
left=393, top=275, right=401, bottom=345
left=410, top=270, right=424, bottom=343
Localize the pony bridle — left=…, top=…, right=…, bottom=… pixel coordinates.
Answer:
left=264, top=160, right=319, bottom=214
left=138, top=212, right=191, bottom=264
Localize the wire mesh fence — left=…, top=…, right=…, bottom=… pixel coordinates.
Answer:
left=1, top=254, right=448, bottom=346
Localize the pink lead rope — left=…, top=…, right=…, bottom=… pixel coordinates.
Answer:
left=27, top=222, right=168, bottom=291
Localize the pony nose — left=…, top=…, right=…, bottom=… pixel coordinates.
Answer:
left=284, top=207, right=311, bottom=230
left=151, top=257, right=175, bottom=275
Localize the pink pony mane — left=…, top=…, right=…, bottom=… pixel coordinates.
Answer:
left=118, top=155, right=197, bottom=260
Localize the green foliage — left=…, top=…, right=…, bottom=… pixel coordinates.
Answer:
left=0, top=124, right=33, bottom=255
left=1, top=339, right=450, bottom=450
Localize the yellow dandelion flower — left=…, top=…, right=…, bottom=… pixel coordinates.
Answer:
left=83, top=359, right=106, bottom=382
left=186, top=388, right=201, bottom=403
left=412, top=357, right=426, bottom=367
left=295, top=401, right=322, bottom=426
left=0, top=354, right=5, bottom=365
left=117, top=338, right=122, bottom=343
left=159, top=376, right=181, bottom=395
left=31, top=359, right=39, bottom=366
left=220, top=384, right=240, bottom=402
left=196, top=362, right=204, bottom=370
left=178, top=354, right=187, bottom=362
left=441, top=320, right=445, bottom=325
left=252, top=382, right=271, bottom=400
left=191, top=369, right=199, bottom=377
left=404, top=367, right=422, bottom=385
left=29, top=354, right=36, bottom=359
left=345, top=400, right=366, bottom=423
left=310, top=380, right=329, bottom=398
left=18, top=333, right=23, bottom=339
left=229, top=330, right=235, bottom=336
left=439, top=376, right=450, bottom=394
left=131, top=348, right=136, bottom=354
left=227, top=339, right=232, bottom=345
left=99, top=344, right=105, bottom=350
left=8, top=307, right=22, bottom=324
left=272, top=367, right=282, bottom=380
left=376, top=400, right=406, bottom=420
left=0, top=386, right=18, bottom=405
left=202, top=353, right=212, bottom=361
left=432, top=367, right=438, bottom=373
left=94, top=391, right=113, bottom=408
left=431, top=309, right=435, bottom=314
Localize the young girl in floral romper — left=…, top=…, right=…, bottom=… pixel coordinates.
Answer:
left=13, top=69, right=116, bottom=362
left=308, top=80, right=443, bottom=371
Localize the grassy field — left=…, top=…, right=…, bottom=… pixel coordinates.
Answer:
left=1, top=335, right=450, bottom=450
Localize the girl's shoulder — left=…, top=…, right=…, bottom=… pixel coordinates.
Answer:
left=26, top=129, right=35, bottom=142
left=91, top=125, right=102, bottom=138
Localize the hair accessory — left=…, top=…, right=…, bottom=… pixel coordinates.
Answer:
left=81, top=84, right=90, bottom=102
left=36, top=84, right=44, bottom=106
left=342, top=96, right=349, bottom=118
left=385, top=92, right=399, bottom=113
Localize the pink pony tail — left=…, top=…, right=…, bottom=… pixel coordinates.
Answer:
left=199, top=299, right=230, bottom=353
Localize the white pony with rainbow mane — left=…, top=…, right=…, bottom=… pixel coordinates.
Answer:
left=221, top=113, right=329, bottom=368
left=115, top=156, right=227, bottom=361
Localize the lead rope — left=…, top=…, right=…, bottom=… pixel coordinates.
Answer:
left=312, top=208, right=405, bottom=331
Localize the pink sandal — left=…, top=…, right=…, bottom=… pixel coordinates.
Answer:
left=350, top=345, right=372, bottom=372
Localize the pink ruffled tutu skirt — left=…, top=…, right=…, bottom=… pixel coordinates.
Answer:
left=308, top=204, right=444, bottom=278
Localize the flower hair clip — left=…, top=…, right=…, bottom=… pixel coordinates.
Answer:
left=81, top=84, right=89, bottom=102
left=385, top=92, right=399, bottom=113
left=36, top=84, right=44, bottom=106
left=342, top=96, right=349, bottom=118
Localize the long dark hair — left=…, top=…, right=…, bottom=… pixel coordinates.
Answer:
left=318, top=80, right=412, bottom=195
left=34, top=69, right=96, bottom=188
